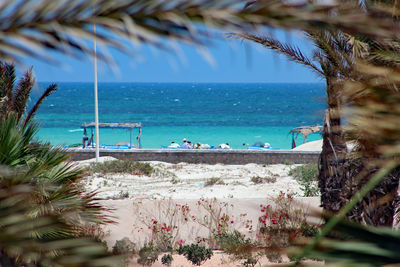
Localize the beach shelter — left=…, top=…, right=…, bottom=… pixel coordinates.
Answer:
left=288, top=125, right=323, bottom=147
left=81, top=122, right=142, bottom=149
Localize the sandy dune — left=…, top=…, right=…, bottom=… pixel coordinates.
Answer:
left=78, top=157, right=306, bottom=200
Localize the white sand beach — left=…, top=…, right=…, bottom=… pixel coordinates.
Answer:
left=77, top=157, right=321, bottom=266
left=78, top=157, right=305, bottom=200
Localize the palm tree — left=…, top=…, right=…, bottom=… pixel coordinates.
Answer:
left=232, top=30, right=351, bottom=212
left=234, top=30, right=400, bottom=227
left=0, top=62, right=57, bottom=127
left=0, top=115, right=116, bottom=265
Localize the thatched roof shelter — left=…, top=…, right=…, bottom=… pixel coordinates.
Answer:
left=81, top=122, right=142, bottom=148
left=288, top=125, right=323, bottom=148
left=81, top=122, right=142, bottom=129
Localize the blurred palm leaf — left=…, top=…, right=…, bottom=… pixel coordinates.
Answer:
left=1, top=0, right=400, bottom=63
left=0, top=115, right=116, bottom=264
left=0, top=168, right=118, bottom=266
left=290, top=216, right=400, bottom=266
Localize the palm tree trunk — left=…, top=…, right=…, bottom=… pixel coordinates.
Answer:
left=318, top=79, right=348, bottom=214
left=318, top=80, right=400, bottom=226
left=345, top=158, right=400, bottom=227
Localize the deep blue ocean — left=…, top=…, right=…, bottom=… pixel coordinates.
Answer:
left=31, top=82, right=326, bottom=149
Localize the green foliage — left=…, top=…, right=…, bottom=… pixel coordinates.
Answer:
left=137, top=242, right=160, bottom=266
left=284, top=160, right=294, bottom=166
left=87, top=160, right=154, bottom=176
left=299, top=180, right=320, bottom=197
left=289, top=163, right=318, bottom=182
left=161, top=253, right=173, bottom=266
left=214, top=230, right=254, bottom=259
left=0, top=115, right=117, bottom=265
left=250, top=176, right=277, bottom=184
left=204, top=177, right=225, bottom=186
left=112, top=237, right=136, bottom=255
left=300, top=222, right=319, bottom=238
left=177, top=244, right=213, bottom=266
left=289, top=163, right=319, bottom=196
left=242, top=257, right=258, bottom=267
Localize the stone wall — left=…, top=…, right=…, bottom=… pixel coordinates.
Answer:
left=67, top=149, right=320, bottom=165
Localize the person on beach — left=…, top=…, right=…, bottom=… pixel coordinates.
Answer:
left=187, top=141, right=194, bottom=149
left=82, top=129, right=89, bottom=148
left=218, top=143, right=231, bottom=149
left=181, top=138, right=192, bottom=149
left=252, top=141, right=271, bottom=148
left=170, top=141, right=180, bottom=148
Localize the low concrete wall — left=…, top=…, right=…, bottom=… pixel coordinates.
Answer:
left=67, top=149, right=320, bottom=165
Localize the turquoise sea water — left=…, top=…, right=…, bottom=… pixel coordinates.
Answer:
left=32, top=82, right=326, bottom=149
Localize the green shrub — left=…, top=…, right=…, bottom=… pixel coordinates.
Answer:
left=177, top=244, right=213, bottom=266
left=137, top=242, right=160, bottom=266
left=300, top=222, right=319, bottom=237
left=204, top=177, right=225, bottom=186
left=289, top=163, right=319, bottom=196
left=87, top=160, right=154, bottom=176
left=161, top=253, right=173, bottom=266
left=288, top=163, right=318, bottom=182
left=283, top=160, right=294, bottom=166
left=242, top=257, right=258, bottom=267
left=250, top=176, right=277, bottom=184
left=112, top=237, right=136, bottom=255
left=214, top=230, right=255, bottom=259
left=299, top=180, right=320, bottom=197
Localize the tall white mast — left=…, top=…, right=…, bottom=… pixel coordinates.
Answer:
left=93, top=23, right=100, bottom=162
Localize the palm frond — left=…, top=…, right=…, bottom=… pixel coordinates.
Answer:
left=307, top=30, right=353, bottom=79
left=291, top=215, right=400, bottom=266
left=11, top=67, right=35, bottom=120
left=24, top=83, right=57, bottom=128
left=231, top=33, right=324, bottom=76
left=0, top=168, right=119, bottom=266
left=0, top=0, right=398, bottom=63
left=0, top=63, right=16, bottom=112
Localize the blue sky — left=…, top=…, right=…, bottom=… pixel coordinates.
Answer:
left=23, top=30, right=321, bottom=83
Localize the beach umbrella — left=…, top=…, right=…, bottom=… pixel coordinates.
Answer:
left=288, top=125, right=322, bottom=144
